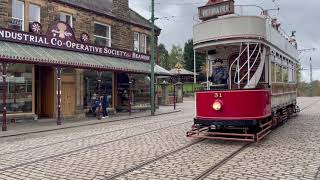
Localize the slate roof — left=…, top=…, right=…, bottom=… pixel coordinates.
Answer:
left=55, top=0, right=160, bottom=31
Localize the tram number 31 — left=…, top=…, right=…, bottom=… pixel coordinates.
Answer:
left=214, top=93, right=222, bottom=98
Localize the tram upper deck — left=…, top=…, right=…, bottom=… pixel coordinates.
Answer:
left=193, top=16, right=299, bottom=61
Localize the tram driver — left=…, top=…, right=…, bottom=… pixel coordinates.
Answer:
left=210, top=59, right=228, bottom=86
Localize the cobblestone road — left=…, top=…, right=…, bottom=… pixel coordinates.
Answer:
left=0, top=97, right=319, bottom=180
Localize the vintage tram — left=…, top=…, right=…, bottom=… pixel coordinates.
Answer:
left=187, top=0, right=300, bottom=142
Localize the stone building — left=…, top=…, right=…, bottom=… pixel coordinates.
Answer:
left=0, top=0, right=169, bottom=129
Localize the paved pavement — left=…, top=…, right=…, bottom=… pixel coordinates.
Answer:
left=0, top=97, right=319, bottom=180
left=1, top=105, right=180, bottom=138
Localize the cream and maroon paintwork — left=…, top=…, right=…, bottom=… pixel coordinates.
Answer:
left=196, top=90, right=271, bottom=121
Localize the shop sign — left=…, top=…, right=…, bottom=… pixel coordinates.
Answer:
left=0, top=21, right=150, bottom=61
left=199, top=0, right=234, bottom=20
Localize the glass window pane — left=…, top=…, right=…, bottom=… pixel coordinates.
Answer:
left=0, top=64, right=33, bottom=114
left=12, top=0, right=24, bottom=19
left=94, top=23, right=107, bottom=37
left=134, top=33, right=139, bottom=52
left=84, top=71, right=113, bottom=116
left=60, top=13, right=73, bottom=27
left=276, top=65, right=282, bottom=82
left=271, top=63, right=276, bottom=82
left=29, top=4, right=40, bottom=22
left=139, top=34, right=146, bottom=53
left=94, top=36, right=107, bottom=46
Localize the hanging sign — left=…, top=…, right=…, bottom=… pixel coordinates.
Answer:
left=199, top=0, right=235, bottom=21
left=0, top=21, right=150, bottom=61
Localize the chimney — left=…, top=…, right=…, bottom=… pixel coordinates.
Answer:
left=112, top=0, right=130, bottom=21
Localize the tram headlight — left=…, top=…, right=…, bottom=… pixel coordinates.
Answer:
left=212, top=101, right=222, bottom=111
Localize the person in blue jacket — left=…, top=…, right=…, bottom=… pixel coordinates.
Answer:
left=102, top=94, right=109, bottom=118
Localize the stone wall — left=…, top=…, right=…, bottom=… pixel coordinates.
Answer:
left=0, top=0, right=11, bottom=28
left=0, top=0, right=157, bottom=52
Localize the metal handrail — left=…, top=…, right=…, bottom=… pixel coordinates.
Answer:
left=239, top=49, right=261, bottom=83
left=229, top=43, right=248, bottom=89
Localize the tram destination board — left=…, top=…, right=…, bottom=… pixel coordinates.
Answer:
left=198, top=0, right=235, bottom=20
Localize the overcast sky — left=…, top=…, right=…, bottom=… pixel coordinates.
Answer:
left=129, top=0, right=320, bottom=81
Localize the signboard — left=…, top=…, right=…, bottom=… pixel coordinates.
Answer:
left=0, top=21, right=150, bottom=62
left=199, top=0, right=234, bottom=20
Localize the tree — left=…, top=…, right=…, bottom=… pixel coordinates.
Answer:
left=158, top=44, right=170, bottom=70
left=168, top=44, right=184, bottom=69
left=183, top=39, right=206, bottom=80
left=183, top=39, right=206, bottom=72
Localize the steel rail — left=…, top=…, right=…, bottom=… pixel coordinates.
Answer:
left=0, top=120, right=192, bottom=172
left=193, top=98, right=320, bottom=180
left=104, top=139, right=206, bottom=180
left=0, top=113, right=191, bottom=156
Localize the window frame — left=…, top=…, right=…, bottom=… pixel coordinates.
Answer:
left=12, top=0, right=25, bottom=31
left=28, top=3, right=41, bottom=23
left=134, top=32, right=140, bottom=52
left=60, top=12, right=73, bottom=27
left=140, top=33, right=147, bottom=54
left=94, top=22, right=111, bottom=47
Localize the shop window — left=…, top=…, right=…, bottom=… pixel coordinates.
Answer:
left=60, top=12, right=73, bottom=27
left=12, top=0, right=24, bottom=31
left=117, top=73, right=151, bottom=111
left=84, top=71, right=113, bottom=116
left=94, top=22, right=111, bottom=47
left=0, top=64, right=33, bottom=114
left=133, top=32, right=147, bottom=53
left=29, top=4, right=40, bottom=23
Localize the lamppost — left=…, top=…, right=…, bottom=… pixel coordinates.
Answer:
left=150, top=0, right=155, bottom=116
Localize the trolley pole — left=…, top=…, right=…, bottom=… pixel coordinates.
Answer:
left=150, top=0, right=155, bottom=116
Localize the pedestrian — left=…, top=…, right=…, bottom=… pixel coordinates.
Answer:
left=102, top=94, right=109, bottom=118
left=91, top=93, right=98, bottom=116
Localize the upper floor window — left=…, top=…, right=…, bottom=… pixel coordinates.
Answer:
left=94, top=22, right=111, bottom=47
left=29, top=4, right=40, bottom=23
left=134, top=32, right=147, bottom=53
left=60, top=12, right=73, bottom=27
left=134, top=32, right=140, bottom=52
left=12, top=0, right=24, bottom=31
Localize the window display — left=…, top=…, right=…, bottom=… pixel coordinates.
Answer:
left=0, top=64, right=33, bottom=114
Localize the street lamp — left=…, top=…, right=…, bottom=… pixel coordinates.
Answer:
left=150, top=0, right=155, bottom=116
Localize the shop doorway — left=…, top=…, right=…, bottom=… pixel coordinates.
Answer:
left=35, top=66, right=55, bottom=118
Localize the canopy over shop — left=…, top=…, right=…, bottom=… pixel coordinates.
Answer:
left=0, top=21, right=171, bottom=131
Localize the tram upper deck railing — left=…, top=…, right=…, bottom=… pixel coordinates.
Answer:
left=193, top=15, right=299, bottom=60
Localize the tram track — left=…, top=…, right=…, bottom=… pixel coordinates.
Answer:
left=104, top=139, right=206, bottom=180
left=0, top=113, right=191, bottom=156
left=0, top=120, right=192, bottom=172
left=191, top=98, right=320, bottom=180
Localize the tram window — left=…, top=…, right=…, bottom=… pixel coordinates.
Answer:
left=271, top=62, right=276, bottom=82
left=276, top=64, right=282, bottom=82
left=283, top=66, right=288, bottom=83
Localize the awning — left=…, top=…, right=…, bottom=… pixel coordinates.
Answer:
left=0, top=41, right=171, bottom=76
